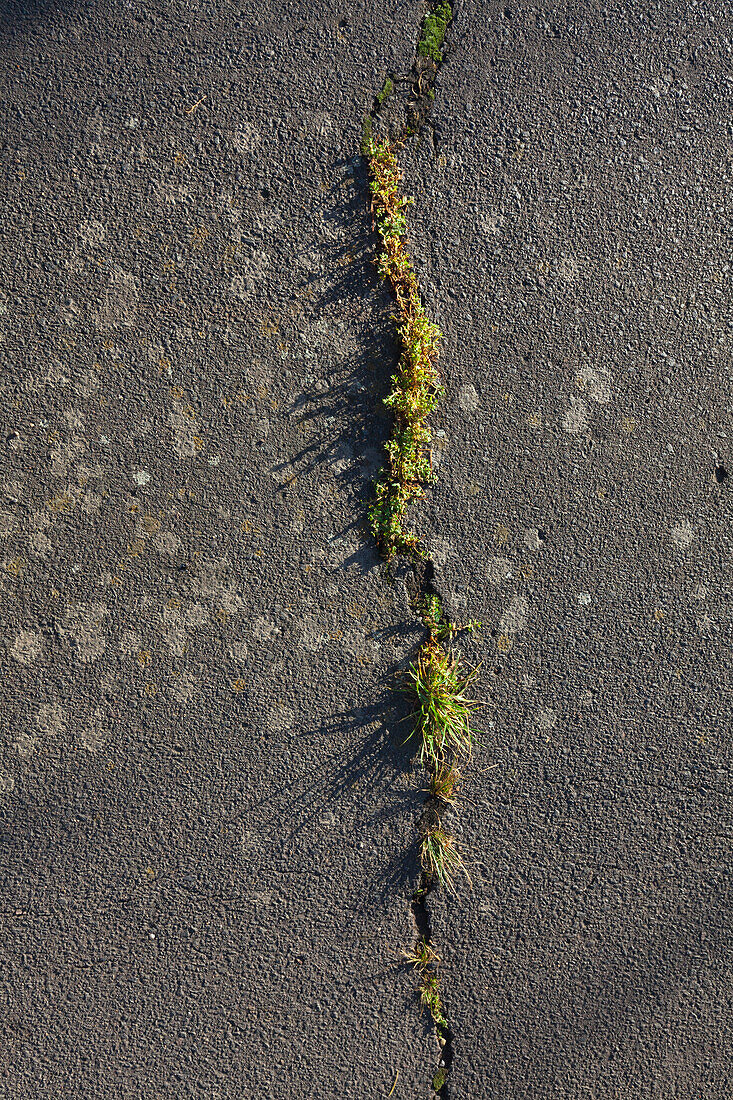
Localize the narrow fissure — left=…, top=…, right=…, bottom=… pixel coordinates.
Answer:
left=411, top=880, right=454, bottom=1095
left=359, top=6, right=474, bottom=1095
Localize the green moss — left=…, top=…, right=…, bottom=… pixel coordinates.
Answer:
left=376, top=75, right=394, bottom=106
left=432, top=1066, right=448, bottom=1091
left=360, top=115, right=374, bottom=157
left=418, top=1, right=452, bottom=62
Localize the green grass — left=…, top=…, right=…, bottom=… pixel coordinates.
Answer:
left=428, top=761, right=460, bottom=804
left=418, top=2, right=452, bottom=62
left=420, top=972, right=448, bottom=1028
left=405, top=641, right=480, bottom=768
left=420, top=824, right=470, bottom=892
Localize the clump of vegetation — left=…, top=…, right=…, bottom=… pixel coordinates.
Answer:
left=428, top=761, right=460, bottom=804
left=432, top=1066, right=448, bottom=1091
left=361, top=19, right=476, bottom=1080
left=420, top=824, right=470, bottom=893
left=404, top=936, right=441, bottom=971
left=422, top=592, right=481, bottom=643
left=418, top=1, right=453, bottom=62
left=360, top=115, right=374, bottom=158
left=363, top=136, right=444, bottom=557
left=405, top=937, right=448, bottom=1030
left=405, top=642, right=481, bottom=768
left=420, top=972, right=448, bottom=1028
left=376, top=75, right=394, bottom=106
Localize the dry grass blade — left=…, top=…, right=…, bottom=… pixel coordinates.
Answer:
left=420, top=825, right=471, bottom=893
left=403, top=937, right=441, bottom=971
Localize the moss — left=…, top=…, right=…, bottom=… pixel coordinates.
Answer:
left=432, top=1066, right=448, bottom=1091
left=360, top=115, right=374, bottom=157
left=418, top=1, right=452, bottom=62
left=376, top=75, right=394, bottom=106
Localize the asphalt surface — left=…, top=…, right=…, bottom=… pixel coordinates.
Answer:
left=403, top=1, right=733, bottom=1095
left=0, top=1, right=732, bottom=1098
left=0, top=1, right=439, bottom=1096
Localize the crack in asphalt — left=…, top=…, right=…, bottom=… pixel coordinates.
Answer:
left=360, top=5, right=463, bottom=1096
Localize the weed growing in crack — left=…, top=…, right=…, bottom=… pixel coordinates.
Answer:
left=428, top=761, right=460, bottom=805
left=360, top=115, right=374, bottom=157
left=404, top=936, right=441, bottom=971
left=422, top=592, right=481, bottom=643
left=376, top=75, right=395, bottom=106
left=420, top=824, right=470, bottom=893
left=363, top=136, right=444, bottom=557
left=362, top=8, right=470, bottom=1089
left=420, top=973, right=448, bottom=1028
left=432, top=1066, right=448, bottom=1091
left=405, top=642, right=481, bottom=769
left=405, top=933, right=448, bottom=1028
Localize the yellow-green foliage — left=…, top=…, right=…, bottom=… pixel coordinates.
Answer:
left=376, top=75, right=394, bottom=106
left=364, top=137, right=444, bottom=557
left=420, top=824, right=470, bottom=893
left=404, top=936, right=441, bottom=971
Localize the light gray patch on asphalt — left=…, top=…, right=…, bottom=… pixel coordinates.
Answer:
left=95, top=265, right=139, bottom=328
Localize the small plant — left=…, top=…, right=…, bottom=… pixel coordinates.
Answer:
left=420, top=825, right=469, bottom=892
left=432, top=1066, right=448, bottom=1091
left=360, top=115, right=374, bottom=157
left=420, top=972, right=448, bottom=1028
left=418, top=1, right=453, bottom=62
left=406, top=642, right=481, bottom=768
left=422, top=593, right=450, bottom=639
left=428, top=761, right=460, bottom=804
left=403, top=936, right=440, bottom=971
left=422, top=593, right=481, bottom=641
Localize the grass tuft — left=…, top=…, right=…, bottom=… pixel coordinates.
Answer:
left=403, top=936, right=440, bottom=971
left=405, top=642, right=481, bottom=768
left=420, top=825, right=470, bottom=892
left=428, top=761, right=460, bottom=804
left=420, top=972, right=448, bottom=1028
